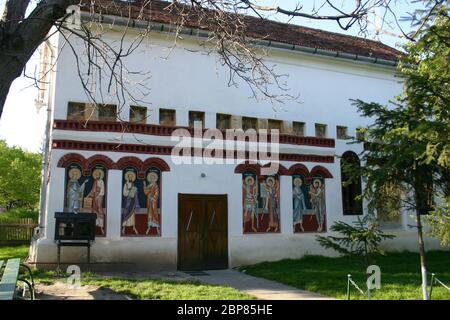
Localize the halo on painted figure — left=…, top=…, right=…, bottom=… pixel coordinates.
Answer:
left=245, top=175, right=255, bottom=186
left=68, top=167, right=82, bottom=180
left=293, top=177, right=303, bottom=186
left=147, top=171, right=158, bottom=183
left=92, top=168, right=105, bottom=179
left=266, top=176, right=276, bottom=186
left=313, top=178, right=322, bottom=188
left=124, top=170, right=136, bottom=182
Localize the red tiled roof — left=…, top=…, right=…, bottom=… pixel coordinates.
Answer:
left=82, top=0, right=403, bottom=62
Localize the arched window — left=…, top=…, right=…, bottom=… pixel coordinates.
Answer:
left=341, top=151, right=363, bottom=215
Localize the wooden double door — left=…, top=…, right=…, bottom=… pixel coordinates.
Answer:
left=178, top=194, right=228, bottom=271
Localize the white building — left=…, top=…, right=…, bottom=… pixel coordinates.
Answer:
left=29, top=0, right=445, bottom=271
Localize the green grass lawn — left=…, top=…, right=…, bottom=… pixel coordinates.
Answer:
left=0, top=245, right=252, bottom=300
left=0, top=244, right=30, bottom=261
left=241, top=251, right=450, bottom=300
left=82, top=277, right=253, bottom=300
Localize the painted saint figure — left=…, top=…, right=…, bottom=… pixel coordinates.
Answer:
left=87, top=168, right=106, bottom=235
left=309, top=179, right=326, bottom=232
left=144, top=171, right=160, bottom=235
left=293, top=177, right=307, bottom=232
left=265, top=176, right=279, bottom=232
left=243, top=175, right=258, bottom=232
left=122, top=171, right=139, bottom=234
left=66, top=168, right=88, bottom=213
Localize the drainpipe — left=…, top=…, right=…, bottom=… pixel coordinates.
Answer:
left=36, top=39, right=56, bottom=240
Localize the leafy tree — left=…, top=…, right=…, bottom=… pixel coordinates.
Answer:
left=346, top=6, right=449, bottom=300
left=427, top=196, right=450, bottom=246
left=316, top=214, right=395, bottom=268
left=0, top=140, right=42, bottom=210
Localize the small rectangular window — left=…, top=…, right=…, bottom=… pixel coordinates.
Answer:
left=159, top=109, right=176, bottom=126
left=292, top=122, right=305, bottom=136
left=337, top=126, right=348, bottom=140
left=356, top=127, right=365, bottom=141
left=189, top=111, right=205, bottom=128
left=242, top=117, right=258, bottom=131
left=217, top=113, right=231, bottom=130
left=268, top=119, right=282, bottom=132
left=315, top=123, right=327, bottom=138
left=129, top=106, right=147, bottom=124
left=67, top=102, right=117, bottom=121
left=98, top=104, right=117, bottom=121
left=67, top=102, right=88, bottom=120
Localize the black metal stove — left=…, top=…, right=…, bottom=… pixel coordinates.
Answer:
left=54, top=212, right=96, bottom=271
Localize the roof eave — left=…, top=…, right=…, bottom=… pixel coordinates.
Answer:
left=79, top=12, right=398, bottom=67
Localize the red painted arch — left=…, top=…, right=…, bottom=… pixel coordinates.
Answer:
left=57, top=153, right=87, bottom=168
left=288, top=163, right=310, bottom=176
left=234, top=163, right=261, bottom=175
left=85, top=154, right=116, bottom=172
left=142, top=157, right=171, bottom=172
left=116, top=156, right=143, bottom=170
left=310, top=165, right=333, bottom=179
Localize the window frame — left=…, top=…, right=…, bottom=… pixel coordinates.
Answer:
left=159, top=108, right=176, bottom=126
left=315, top=123, right=327, bottom=138
left=188, top=110, right=205, bottom=128
left=336, top=126, right=349, bottom=140
left=292, top=121, right=305, bottom=137
left=129, top=105, right=147, bottom=124
left=242, top=116, right=258, bottom=131
left=340, top=151, right=363, bottom=216
left=216, top=113, right=231, bottom=130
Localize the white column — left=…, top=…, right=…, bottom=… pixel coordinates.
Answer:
left=161, top=171, right=177, bottom=237
left=44, top=166, right=66, bottom=240
left=324, top=164, right=341, bottom=229
left=280, top=175, right=293, bottom=235
left=106, top=170, right=122, bottom=239
left=228, top=173, right=244, bottom=237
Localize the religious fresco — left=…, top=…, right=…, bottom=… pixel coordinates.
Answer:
left=121, top=166, right=161, bottom=236
left=243, top=171, right=280, bottom=233
left=64, top=164, right=107, bottom=236
left=292, top=174, right=326, bottom=233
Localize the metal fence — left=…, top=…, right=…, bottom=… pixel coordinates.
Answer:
left=0, top=218, right=37, bottom=244
left=347, top=274, right=368, bottom=300
left=429, top=273, right=450, bottom=299
left=347, top=272, right=450, bottom=300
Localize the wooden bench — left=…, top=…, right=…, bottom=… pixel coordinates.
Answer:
left=0, top=258, right=35, bottom=300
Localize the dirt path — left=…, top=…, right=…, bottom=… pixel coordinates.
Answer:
left=35, top=282, right=131, bottom=300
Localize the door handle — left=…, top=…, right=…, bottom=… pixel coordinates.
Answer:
left=186, top=211, right=193, bottom=231
left=209, top=210, right=216, bottom=227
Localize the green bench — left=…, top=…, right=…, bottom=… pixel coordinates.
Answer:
left=0, top=258, right=35, bottom=300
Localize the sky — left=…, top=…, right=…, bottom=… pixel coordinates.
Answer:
left=0, top=0, right=421, bottom=153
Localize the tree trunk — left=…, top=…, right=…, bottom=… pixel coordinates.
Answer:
left=416, top=211, right=429, bottom=300
left=0, top=57, right=26, bottom=118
